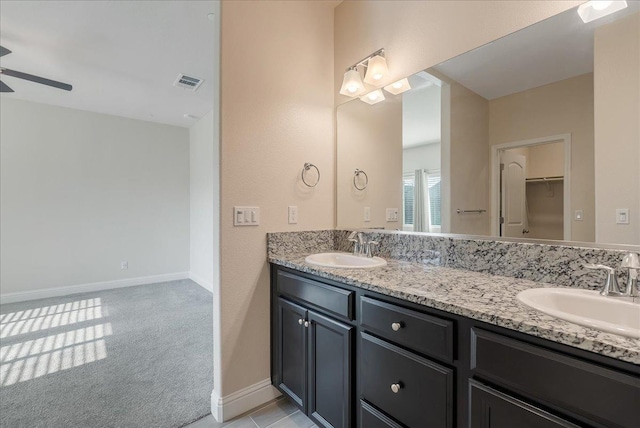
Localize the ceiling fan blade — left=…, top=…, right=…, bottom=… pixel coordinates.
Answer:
left=1, top=68, right=72, bottom=91
left=0, top=80, right=14, bottom=92
left=0, top=46, right=11, bottom=57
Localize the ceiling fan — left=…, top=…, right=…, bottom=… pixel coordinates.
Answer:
left=0, top=45, right=72, bottom=92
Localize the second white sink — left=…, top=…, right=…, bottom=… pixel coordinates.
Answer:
left=305, top=252, right=387, bottom=269
left=517, top=288, right=640, bottom=339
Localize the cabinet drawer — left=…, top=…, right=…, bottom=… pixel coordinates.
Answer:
left=360, top=332, right=453, bottom=428
left=277, top=270, right=354, bottom=320
left=359, top=401, right=403, bottom=428
left=360, top=296, right=454, bottom=362
left=469, top=380, right=580, bottom=428
left=471, top=328, right=640, bottom=428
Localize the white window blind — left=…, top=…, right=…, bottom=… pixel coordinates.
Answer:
left=403, top=170, right=441, bottom=230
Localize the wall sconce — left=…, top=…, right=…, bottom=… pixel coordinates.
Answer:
left=383, top=78, right=411, bottom=95
left=339, top=48, right=389, bottom=98
left=577, top=1, right=627, bottom=23
left=360, top=89, right=385, bottom=105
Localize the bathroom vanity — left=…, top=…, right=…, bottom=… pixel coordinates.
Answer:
left=268, top=232, right=640, bottom=428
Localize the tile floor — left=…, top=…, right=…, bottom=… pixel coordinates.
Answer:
left=184, top=397, right=316, bottom=428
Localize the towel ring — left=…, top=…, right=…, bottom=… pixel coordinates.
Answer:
left=301, top=162, right=320, bottom=187
left=353, top=169, right=368, bottom=191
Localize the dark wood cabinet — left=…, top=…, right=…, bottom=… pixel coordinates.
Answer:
left=308, top=311, right=354, bottom=428
left=469, top=380, right=580, bottom=428
left=271, top=265, right=640, bottom=428
left=273, top=272, right=355, bottom=427
left=276, top=297, right=307, bottom=409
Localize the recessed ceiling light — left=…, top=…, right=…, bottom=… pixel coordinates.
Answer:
left=207, top=13, right=215, bottom=21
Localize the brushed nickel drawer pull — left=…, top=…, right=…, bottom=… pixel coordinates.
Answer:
left=298, top=318, right=304, bottom=325
left=304, top=321, right=310, bottom=328
left=391, top=322, right=403, bottom=331
left=391, top=382, right=402, bottom=393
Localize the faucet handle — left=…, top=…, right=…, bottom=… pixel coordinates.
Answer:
left=584, top=263, right=615, bottom=272
left=584, top=264, right=622, bottom=296
left=621, top=252, right=640, bottom=269
left=347, top=231, right=361, bottom=255
left=620, top=253, right=640, bottom=297
left=365, top=241, right=379, bottom=258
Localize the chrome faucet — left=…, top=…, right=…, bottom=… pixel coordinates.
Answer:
left=347, top=231, right=364, bottom=255
left=347, top=231, right=378, bottom=257
left=584, top=264, right=622, bottom=296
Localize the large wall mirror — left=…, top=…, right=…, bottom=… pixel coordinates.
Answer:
left=337, top=3, right=639, bottom=246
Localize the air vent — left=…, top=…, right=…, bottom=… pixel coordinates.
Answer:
left=173, top=74, right=204, bottom=91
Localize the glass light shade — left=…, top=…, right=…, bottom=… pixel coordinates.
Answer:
left=577, top=0, right=626, bottom=23
left=363, top=55, right=389, bottom=85
left=383, top=78, right=411, bottom=95
left=339, top=68, right=366, bottom=97
left=359, top=89, right=385, bottom=105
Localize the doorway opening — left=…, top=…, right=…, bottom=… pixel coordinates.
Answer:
left=490, top=134, right=571, bottom=240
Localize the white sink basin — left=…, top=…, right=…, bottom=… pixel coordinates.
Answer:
left=517, top=288, right=640, bottom=339
left=305, top=252, right=387, bottom=269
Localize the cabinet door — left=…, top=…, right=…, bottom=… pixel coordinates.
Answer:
left=469, top=381, right=580, bottom=428
left=308, top=311, right=354, bottom=428
left=277, top=297, right=308, bottom=410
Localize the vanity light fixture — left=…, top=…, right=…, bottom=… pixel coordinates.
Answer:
left=363, top=53, right=389, bottom=85
left=383, top=78, right=411, bottom=95
left=339, top=67, right=366, bottom=97
left=339, top=48, right=389, bottom=97
left=577, top=0, right=627, bottom=23
left=359, top=89, right=385, bottom=105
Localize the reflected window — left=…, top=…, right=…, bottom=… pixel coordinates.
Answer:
left=403, top=171, right=441, bottom=232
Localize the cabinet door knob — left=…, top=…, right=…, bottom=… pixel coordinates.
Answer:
left=304, top=321, right=310, bottom=328
left=390, top=383, right=402, bottom=393
left=391, top=322, right=402, bottom=331
left=298, top=318, right=304, bottom=325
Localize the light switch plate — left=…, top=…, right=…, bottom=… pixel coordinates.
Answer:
left=234, top=206, right=260, bottom=226
left=616, top=208, right=630, bottom=224
left=575, top=210, right=583, bottom=221
left=386, top=208, right=399, bottom=222
left=288, top=206, right=298, bottom=224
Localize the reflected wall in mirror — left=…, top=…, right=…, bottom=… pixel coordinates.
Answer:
left=336, top=3, right=639, bottom=245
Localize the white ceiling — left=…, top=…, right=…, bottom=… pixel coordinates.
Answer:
left=434, top=2, right=639, bottom=100
left=0, top=0, right=216, bottom=128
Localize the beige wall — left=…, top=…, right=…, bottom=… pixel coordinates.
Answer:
left=446, top=79, right=491, bottom=235
left=527, top=182, right=564, bottom=240
left=219, top=0, right=336, bottom=397
left=337, top=98, right=403, bottom=229
left=594, top=12, right=640, bottom=245
left=334, top=1, right=582, bottom=106
left=489, top=73, right=595, bottom=242
left=527, top=142, right=565, bottom=179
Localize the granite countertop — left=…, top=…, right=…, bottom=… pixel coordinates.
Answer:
left=269, top=252, right=640, bottom=364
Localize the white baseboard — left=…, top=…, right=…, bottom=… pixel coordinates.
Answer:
left=189, top=272, right=213, bottom=293
left=210, top=378, right=281, bottom=422
left=0, top=272, right=190, bottom=304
